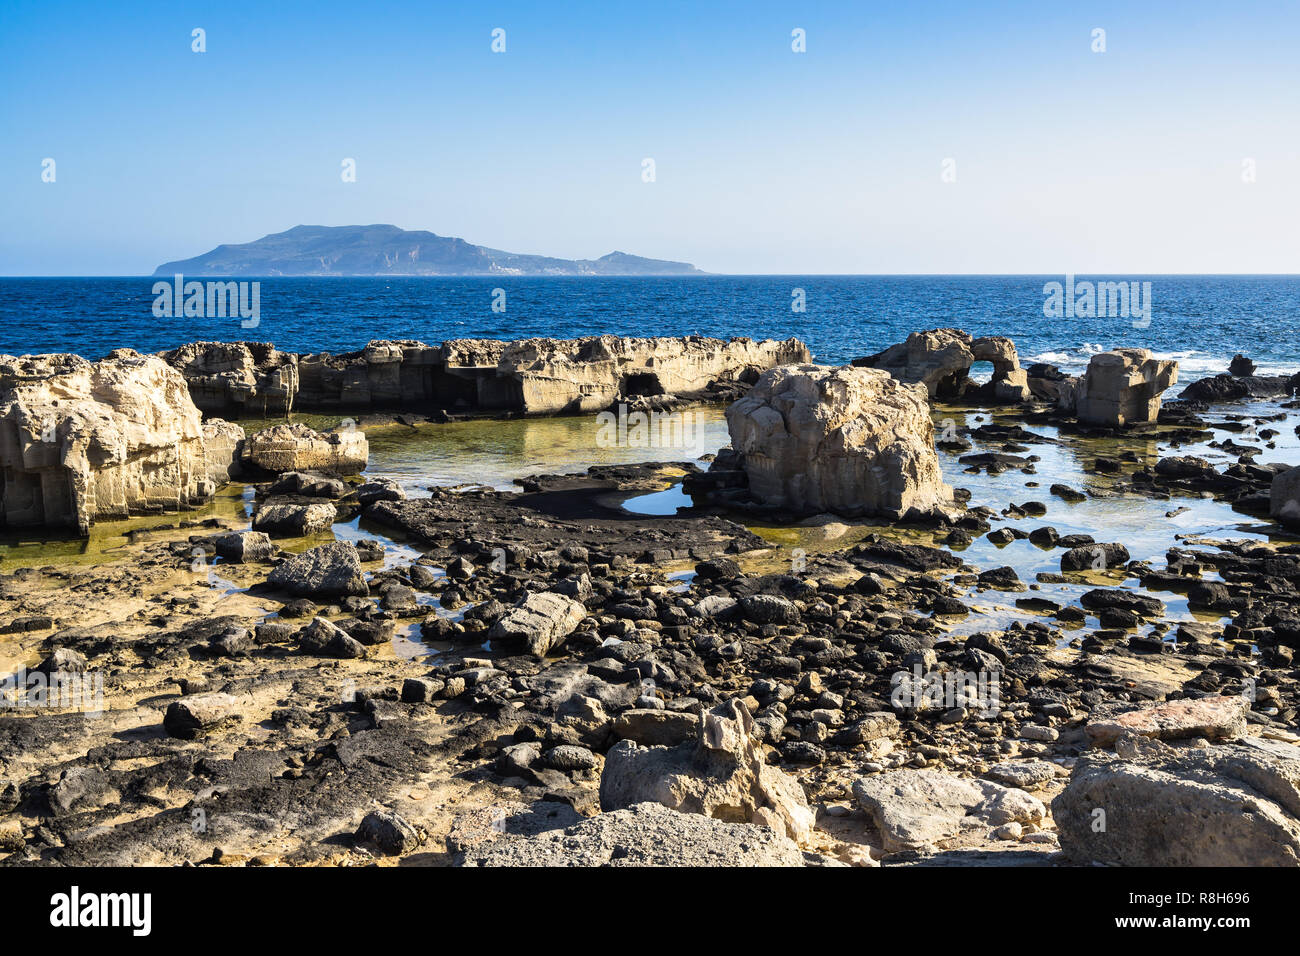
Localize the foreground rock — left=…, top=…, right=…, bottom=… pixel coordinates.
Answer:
left=241, top=422, right=367, bottom=476
left=0, top=350, right=241, bottom=532
left=459, top=802, right=807, bottom=866
left=1061, top=348, right=1178, bottom=427
left=267, top=542, right=369, bottom=597
left=1085, top=696, right=1249, bottom=747
left=600, top=700, right=815, bottom=842
left=724, top=364, right=953, bottom=519
left=1054, top=737, right=1300, bottom=866
left=853, top=328, right=1030, bottom=403
left=852, top=769, right=1046, bottom=852
left=487, top=591, right=588, bottom=656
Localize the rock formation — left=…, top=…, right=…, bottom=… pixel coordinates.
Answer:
left=161, top=341, right=299, bottom=416
left=853, top=328, right=1031, bottom=403
left=599, top=699, right=815, bottom=843
left=163, top=335, right=810, bottom=417
left=1054, top=735, right=1300, bottom=866
left=240, top=422, right=367, bottom=476
left=1060, top=348, right=1178, bottom=426
left=0, top=350, right=241, bottom=533
left=723, top=364, right=953, bottom=519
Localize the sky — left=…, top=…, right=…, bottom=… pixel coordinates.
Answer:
left=1, top=0, right=1298, bottom=275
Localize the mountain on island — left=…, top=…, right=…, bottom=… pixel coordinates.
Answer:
left=152, top=224, right=705, bottom=277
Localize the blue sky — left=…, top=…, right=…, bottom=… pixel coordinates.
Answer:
left=2, top=0, right=1298, bottom=274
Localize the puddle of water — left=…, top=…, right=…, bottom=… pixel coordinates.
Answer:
left=624, top=484, right=695, bottom=516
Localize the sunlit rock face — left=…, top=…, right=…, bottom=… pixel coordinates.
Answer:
left=0, top=349, right=240, bottom=533
left=725, top=363, right=953, bottom=519
left=1061, top=348, right=1179, bottom=426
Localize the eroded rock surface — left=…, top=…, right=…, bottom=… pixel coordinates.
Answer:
left=854, top=329, right=1031, bottom=403
left=240, top=422, right=368, bottom=476
left=0, top=350, right=241, bottom=532
left=724, top=364, right=953, bottom=519
left=1062, top=348, right=1179, bottom=427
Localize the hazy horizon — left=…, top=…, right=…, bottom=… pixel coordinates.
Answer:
left=3, top=0, right=1299, bottom=275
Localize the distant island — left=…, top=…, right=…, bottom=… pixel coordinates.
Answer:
left=153, top=224, right=706, bottom=277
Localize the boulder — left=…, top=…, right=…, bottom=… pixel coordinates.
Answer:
left=1229, top=354, right=1256, bottom=377
left=458, top=802, right=807, bottom=867
left=725, top=364, right=953, bottom=519
left=1085, top=696, right=1249, bottom=747
left=267, top=542, right=368, bottom=597
left=240, top=422, right=367, bottom=476
left=0, top=350, right=241, bottom=532
left=163, top=693, right=239, bottom=739
left=599, top=699, right=815, bottom=843
left=487, top=591, right=588, bottom=656
left=252, top=500, right=336, bottom=537
left=852, top=768, right=1046, bottom=852
left=1060, top=542, right=1129, bottom=572
left=197, top=530, right=278, bottom=563
left=1180, top=372, right=1293, bottom=403
left=853, top=328, right=1030, bottom=403
left=1053, top=737, right=1300, bottom=866
left=1064, top=348, right=1178, bottom=426
left=1271, top=465, right=1300, bottom=529
left=354, top=809, right=423, bottom=855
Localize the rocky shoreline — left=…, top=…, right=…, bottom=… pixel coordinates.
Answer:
left=3, top=329, right=1300, bottom=867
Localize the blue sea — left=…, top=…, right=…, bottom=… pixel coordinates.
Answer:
left=3, top=275, right=1299, bottom=381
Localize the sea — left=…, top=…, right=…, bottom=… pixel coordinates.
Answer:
left=3, top=275, right=1299, bottom=381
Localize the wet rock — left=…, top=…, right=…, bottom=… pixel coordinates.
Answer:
left=487, top=591, right=588, bottom=657
left=267, top=471, right=348, bottom=498
left=1229, top=354, right=1256, bottom=377
left=357, top=477, right=406, bottom=506
left=267, top=542, right=369, bottom=597
left=458, top=802, right=807, bottom=867
left=1079, top=588, right=1165, bottom=618
left=600, top=699, right=815, bottom=842
left=198, top=530, right=278, bottom=563
left=725, top=364, right=954, bottom=519
left=163, top=692, right=240, bottom=739
left=1060, top=542, right=1129, bottom=572
left=1049, top=483, right=1086, bottom=503
left=977, top=566, right=1024, bottom=591
left=1085, top=696, right=1249, bottom=747
left=1270, top=465, right=1300, bottom=529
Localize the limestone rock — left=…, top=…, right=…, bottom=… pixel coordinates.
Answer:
left=599, top=699, right=815, bottom=843
left=725, top=363, right=953, bottom=519
left=1085, top=696, right=1249, bottom=747
left=240, top=422, right=367, bottom=476
left=161, top=341, right=299, bottom=416
left=267, top=542, right=369, bottom=597
left=0, top=350, right=241, bottom=533
left=852, top=768, right=1046, bottom=852
left=252, top=500, right=337, bottom=538
left=1065, top=348, right=1178, bottom=427
left=1053, top=737, right=1300, bottom=866
left=459, top=802, right=807, bottom=867
left=487, top=591, right=588, bottom=656
left=854, top=328, right=1031, bottom=403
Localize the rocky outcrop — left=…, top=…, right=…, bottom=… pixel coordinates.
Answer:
left=240, top=422, right=367, bottom=476
left=0, top=350, right=242, bottom=533
left=1054, top=736, right=1300, bottom=866
left=723, top=364, right=953, bottom=519
left=1180, top=372, right=1294, bottom=403
left=1084, top=696, right=1249, bottom=747
left=161, top=341, right=299, bottom=416
left=1060, top=348, right=1178, bottom=426
left=599, top=699, right=815, bottom=843
left=853, top=329, right=1031, bottom=403
left=164, top=336, right=810, bottom=417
